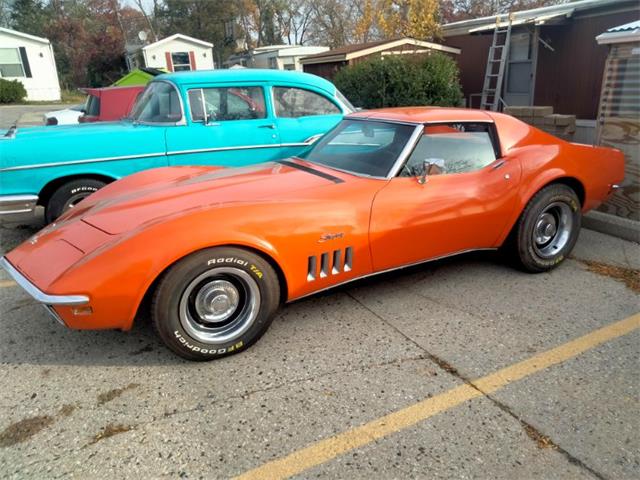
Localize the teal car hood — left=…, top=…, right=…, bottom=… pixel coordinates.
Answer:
left=0, top=122, right=166, bottom=170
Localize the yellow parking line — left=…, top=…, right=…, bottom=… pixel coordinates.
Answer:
left=234, top=313, right=640, bottom=480
left=0, top=280, right=16, bottom=288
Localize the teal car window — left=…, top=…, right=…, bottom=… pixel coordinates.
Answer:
left=130, top=82, right=182, bottom=123
left=188, top=87, right=266, bottom=122
left=401, top=123, right=497, bottom=177
left=273, top=87, right=341, bottom=118
left=302, top=119, right=414, bottom=178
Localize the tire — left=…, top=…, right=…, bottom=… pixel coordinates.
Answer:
left=151, top=247, right=280, bottom=361
left=45, top=178, right=106, bottom=223
left=512, top=184, right=581, bottom=273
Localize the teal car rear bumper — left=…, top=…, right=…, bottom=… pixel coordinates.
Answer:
left=0, top=194, right=38, bottom=216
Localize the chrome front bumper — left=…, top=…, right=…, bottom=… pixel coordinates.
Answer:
left=0, top=195, right=38, bottom=216
left=0, top=256, right=89, bottom=305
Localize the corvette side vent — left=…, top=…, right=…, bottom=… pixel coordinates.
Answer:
left=307, top=247, right=353, bottom=282
left=320, top=253, right=329, bottom=278
left=344, top=247, right=353, bottom=272
left=307, top=256, right=317, bottom=282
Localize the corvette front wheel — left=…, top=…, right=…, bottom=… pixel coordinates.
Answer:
left=152, top=247, right=280, bottom=361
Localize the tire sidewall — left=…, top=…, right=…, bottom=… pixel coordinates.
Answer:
left=47, top=179, right=105, bottom=223
left=153, top=248, right=279, bottom=361
left=518, top=186, right=581, bottom=271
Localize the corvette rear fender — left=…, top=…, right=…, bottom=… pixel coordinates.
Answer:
left=495, top=171, right=585, bottom=247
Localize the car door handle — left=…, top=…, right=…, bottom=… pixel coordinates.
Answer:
left=259, top=124, right=276, bottom=129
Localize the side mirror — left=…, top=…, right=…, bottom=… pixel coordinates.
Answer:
left=417, top=158, right=445, bottom=184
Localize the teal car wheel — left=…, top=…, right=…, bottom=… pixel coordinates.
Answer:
left=45, top=178, right=106, bottom=223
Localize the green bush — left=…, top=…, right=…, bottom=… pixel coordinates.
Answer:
left=0, top=78, right=27, bottom=104
left=334, top=53, right=463, bottom=109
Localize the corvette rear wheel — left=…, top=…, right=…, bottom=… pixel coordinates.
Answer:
left=514, top=184, right=581, bottom=272
left=152, top=247, right=280, bottom=361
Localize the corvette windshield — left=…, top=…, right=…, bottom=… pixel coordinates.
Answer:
left=301, top=119, right=415, bottom=178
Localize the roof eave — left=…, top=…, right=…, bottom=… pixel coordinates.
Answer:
left=596, top=30, right=640, bottom=44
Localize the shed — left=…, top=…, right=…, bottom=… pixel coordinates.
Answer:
left=593, top=20, right=640, bottom=232
left=300, top=37, right=461, bottom=80
left=441, top=0, right=638, bottom=120
left=141, top=34, right=214, bottom=72
left=0, top=27, right=61, bottom=101
left=112, top=67, right=166, bottom=87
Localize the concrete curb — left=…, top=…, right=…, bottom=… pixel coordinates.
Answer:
left=583, top=210, right=640, bottom=243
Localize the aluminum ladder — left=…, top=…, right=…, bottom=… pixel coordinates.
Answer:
left=480, top=15, right=512, bottom=111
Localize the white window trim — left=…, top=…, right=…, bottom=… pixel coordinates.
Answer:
left=0, top=47, right=25, bottom=78
left=171, top=51, right=191, bottom=71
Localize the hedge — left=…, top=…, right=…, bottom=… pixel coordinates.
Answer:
left=333, top=52, right=463, bottom=109
left=0, top=78, right=27, bottom=104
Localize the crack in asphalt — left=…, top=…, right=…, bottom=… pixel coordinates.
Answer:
left=345, top=291, right=608, bottom=480
left=1, top=353, right=428, bottom=475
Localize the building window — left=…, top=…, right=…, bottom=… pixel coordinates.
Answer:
left=268, top=57, right=278, bottom=69
left=171, top=52, right=191, bottom=71
left=0, top=48, right=25, bottom=77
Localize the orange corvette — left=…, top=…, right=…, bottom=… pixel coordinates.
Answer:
left=1, top=108, right=624, bottom=360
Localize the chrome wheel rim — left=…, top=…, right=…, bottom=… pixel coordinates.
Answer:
left=63, top=192, right=92, bottom=211
left=532, top=201, right=573, bottom=258
left=179, top=267, right=260, bottom=344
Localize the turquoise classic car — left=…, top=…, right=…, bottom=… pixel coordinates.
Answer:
left=0, top=69, right=354, bottom=222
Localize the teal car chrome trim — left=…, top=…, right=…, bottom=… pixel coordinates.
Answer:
left=166, top=141, right=316, bottom=157
left=0, top=194, right=39, bottom=215
left=0, top=152, right=167, bottom=172
left=0, top=257, right=90, bottom=305
left=1, top=141, right=318, bottom=172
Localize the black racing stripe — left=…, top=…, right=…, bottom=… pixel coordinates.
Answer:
left=276, top=160, right=344, bottom=184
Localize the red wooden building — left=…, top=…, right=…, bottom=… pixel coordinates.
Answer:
left=441, top=0, right=638, bottom=120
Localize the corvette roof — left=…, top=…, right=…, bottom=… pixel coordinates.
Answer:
left=346, top=107, right=494, bottom=124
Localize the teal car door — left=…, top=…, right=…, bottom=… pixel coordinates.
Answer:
left=166, top=85, right=281, bottom=167
left=271, top=85, right=345, bottom=158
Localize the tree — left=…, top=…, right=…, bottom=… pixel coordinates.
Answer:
left=9, top=0, right=47, bottom=35
left=440, top=0, right=567, bottom=24
left=157, top=0, right=242, bottom=67
left=0, top=0, right=14, bottom=28
left=354, top=0, right=378, bottom=43
left=377, top=0, right=440, bottom=40
left=307, top=0, right=357, bottom=48
left=278, top=0, right=313, bottom=45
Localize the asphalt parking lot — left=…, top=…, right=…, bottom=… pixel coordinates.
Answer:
left=0, top=105, right=63, bottom=129
left=0, top=209, right=638, bottom=479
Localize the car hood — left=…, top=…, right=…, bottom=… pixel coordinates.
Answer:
left=70, top=160, right=350, bottom=235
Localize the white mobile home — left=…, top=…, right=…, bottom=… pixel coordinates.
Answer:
left=141, top=34, right=214, bottom=71
left=0, top=27, right=61, bottom=101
